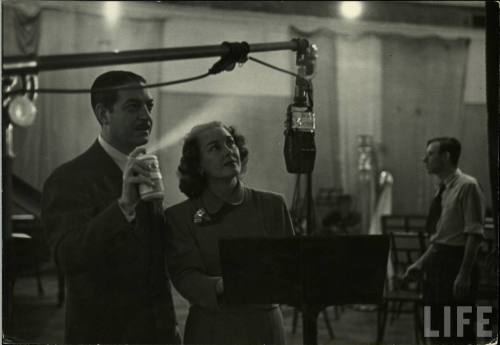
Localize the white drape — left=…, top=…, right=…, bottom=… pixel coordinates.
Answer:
left=336, top=34, right=382, bottom=196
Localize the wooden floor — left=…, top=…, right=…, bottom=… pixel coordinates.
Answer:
left=4, top=264, right=497, bottom=345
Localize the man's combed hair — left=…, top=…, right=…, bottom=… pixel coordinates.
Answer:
left=90, top=71, right=146, bottom=120
left=427, top=137, right=462, bottom=166
left=178, top=121, right=249, bottom=199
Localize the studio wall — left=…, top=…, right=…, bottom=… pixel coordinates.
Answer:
left=6, top=4, right=164, bottom=190
left=155, top=15, right=299, bottom=206
left=155, top=92, right=295, bottom=206
left=3, top=1, right=491, bottom=220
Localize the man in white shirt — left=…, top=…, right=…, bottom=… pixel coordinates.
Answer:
left=404, top=137, right=486, bottom=345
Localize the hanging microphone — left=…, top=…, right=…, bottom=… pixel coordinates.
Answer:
left=284, top=40, right=318, bottom=174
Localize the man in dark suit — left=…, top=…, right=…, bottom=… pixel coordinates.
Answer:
left=42, top=71, right=179, bottom=344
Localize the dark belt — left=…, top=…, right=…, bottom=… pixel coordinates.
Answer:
left=433, top=243, right=465, bottom=256
left=191, top=304, right=278, bottom=314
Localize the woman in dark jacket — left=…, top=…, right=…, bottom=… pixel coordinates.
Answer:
left=165, top=121, right=294, bottom=345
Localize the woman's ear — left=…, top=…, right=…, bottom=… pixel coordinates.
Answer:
left=95, top=103, right=109, bottom=125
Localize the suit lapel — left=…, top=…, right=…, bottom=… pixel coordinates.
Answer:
left=86, top=140, right=123, bottom=199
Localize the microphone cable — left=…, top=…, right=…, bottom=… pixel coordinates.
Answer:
left=248, top=56, right=300, bottom=79
left=5, top=55, right=308, bottom=97
left=248, top=56, right=313, bottom=87
left=248, top=56, right=313, bottom=108
left=4, top=72, right=211, bottom=97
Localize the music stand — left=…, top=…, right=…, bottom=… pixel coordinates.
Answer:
left=219, top=235, right=390, bottom=345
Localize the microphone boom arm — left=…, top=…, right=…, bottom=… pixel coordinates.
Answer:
left=3, top=40, right=308, bottom=76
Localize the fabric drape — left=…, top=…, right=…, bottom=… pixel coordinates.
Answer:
left=2, top=3, right=41, bottom=55
left=289, top=24, right=485, bottom=216
left=381, top=35, right=470, bottom=214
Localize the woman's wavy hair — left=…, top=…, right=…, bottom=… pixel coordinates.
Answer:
left=178, top=121, right=249, bottom=199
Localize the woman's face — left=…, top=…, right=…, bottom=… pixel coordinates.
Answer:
left=197, top=125, right=241, bottom=180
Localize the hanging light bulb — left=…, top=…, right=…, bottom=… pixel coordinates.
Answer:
left=339, top=1, right=363, bottom=20
left=104, top=2, right=120, bottom=26
left=8, top=95, right=37, bottom=127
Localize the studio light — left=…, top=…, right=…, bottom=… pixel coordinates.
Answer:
left=339, top=1, right=363, bottom=20
left=104, top=2, right=120, bottom=25
left=8, top=96, right=37, bottom=127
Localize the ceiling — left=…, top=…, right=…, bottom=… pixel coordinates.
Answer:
left=161, top=1, right=486, bottom=28
left=404, top=1, right=485, bottom=8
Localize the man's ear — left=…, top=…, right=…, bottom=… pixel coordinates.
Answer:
left=443, top=151, right=452, bottom=164
left=95, top=103, right=110, bottom=125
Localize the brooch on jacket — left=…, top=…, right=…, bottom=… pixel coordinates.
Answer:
left=193, top=207, right=212, bottom=225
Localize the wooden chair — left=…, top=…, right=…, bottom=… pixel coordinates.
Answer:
left=376, top=215, right=428, bottom=345
left=9, top=175, right=65, bottom=308
left=477, top=217, right=497, bottom=307
left=3, top=215, right=49, bottom=334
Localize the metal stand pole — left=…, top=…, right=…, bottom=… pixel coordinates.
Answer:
left=306, top=172, right=314, bottom=236
left=2, top=115, right=14, bottom=334
left=302, top=305, right=320, bottom=345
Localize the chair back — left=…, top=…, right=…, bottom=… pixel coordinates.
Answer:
left=315, top=188, right=344, bottom=224
left=481, top=216, right=496, bottom=253
left=477, top=216, right=497, bottom=301
left=381, top=215, right=428, bottom=290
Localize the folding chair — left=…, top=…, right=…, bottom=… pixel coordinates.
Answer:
left=377, top=215, right=428, bottom=345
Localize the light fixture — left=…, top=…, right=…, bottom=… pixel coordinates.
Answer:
left=104, top=2, right=120, bottom=25
left=8, top=95, right=37, bottom=127
left=4, top=75, right=38, bottom=127
left=339, top=1, right=363, bottom=19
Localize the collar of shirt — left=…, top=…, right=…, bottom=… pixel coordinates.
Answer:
left=201, top=180, right=245, bottom=214
left=98, top=134, right=128, bottom=172
left=440, top=168, right=462, bottom=191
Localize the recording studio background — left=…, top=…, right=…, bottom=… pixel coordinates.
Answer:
left=2, top=1, right=496, bottom=344
left=4, top=0, right=491, bottom=212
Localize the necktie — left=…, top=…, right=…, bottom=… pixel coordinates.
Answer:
left=135, top=201, right=165, bottom=292
left=426, top=183, right=446, bottom=234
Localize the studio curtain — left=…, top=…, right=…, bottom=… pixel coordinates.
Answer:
left=380, top=35, right=476, bottom=214
left=290, top=26, right=383, bottom=231
left=289, top=25, right=488, bottom=217
left=2, top=3, right=41, bottom=55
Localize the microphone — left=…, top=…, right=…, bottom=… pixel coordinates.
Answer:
left=284, top=41, right=317, bottom=174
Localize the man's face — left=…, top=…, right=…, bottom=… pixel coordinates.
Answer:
left=102, top=82, right=154, bottom=154
left=423, top=141, right=445, bottom=175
